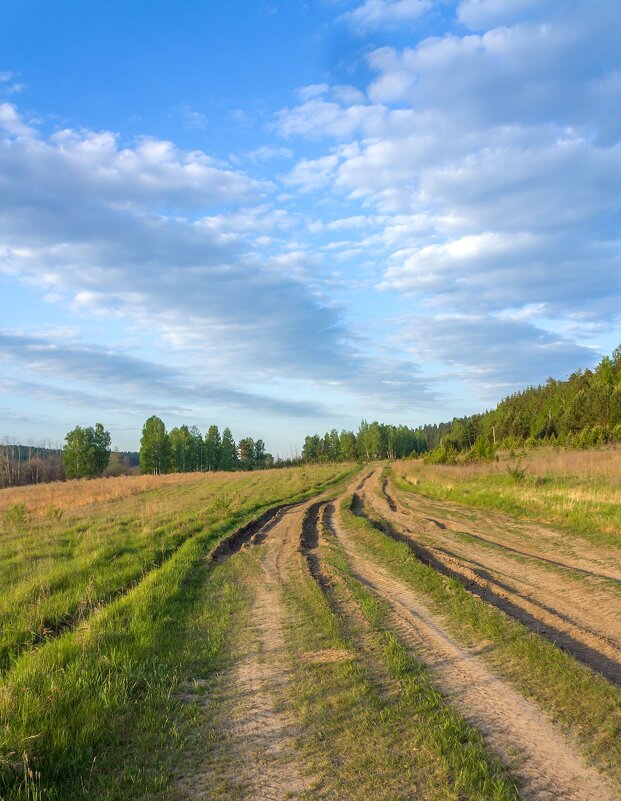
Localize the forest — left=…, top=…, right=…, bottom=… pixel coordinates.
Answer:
left=139, top=416, right=276, bottom=475
left=300, top=345, right=621, bottom=463
left=2, top=346, right=621, bottom=484
left=426, top=344, right=621, bottom=462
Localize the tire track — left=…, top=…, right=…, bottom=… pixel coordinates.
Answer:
left=183, top=505, right=314, bottom=801
left=366, top=472, right=621, bottom=684
left=329, top=501, right=617, bottom=801
left=392, top=471, right=621, bottom=584
left=360, top=490, right=621, bottom=686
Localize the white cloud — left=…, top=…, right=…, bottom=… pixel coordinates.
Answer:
left=399, top=313, right=596, bottom=394
left=0, top=109, right=436, bottom=414
left=246, top=145, right=294, bottom=162
left=277, top=0, right=621, bottom=388
left=181, top=105, right=207, bottom=130
left=0, top=103, right=35, bottom=137
left=347, top=0, right=433, bottom=31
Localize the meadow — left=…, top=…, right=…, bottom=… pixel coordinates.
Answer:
left=0, top=456, right=619, bottom=801
left=394, top=445, right=621, bottom=546
left=0, top=464, right=354, bottom=800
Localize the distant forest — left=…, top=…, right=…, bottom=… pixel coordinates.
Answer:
left=2, top=346, right=620, bottom=486
left=301, top=345, right=621, bottom=463
left=0, top=442, right=139, bottom=489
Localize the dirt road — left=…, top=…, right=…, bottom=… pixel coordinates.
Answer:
left=179, top=504, right=313, bottom=801
left=179, top=472, right=618, bottom=800
left=324, top=495, right=615, bottom=801
left=362, top=469, right=621, bottom=685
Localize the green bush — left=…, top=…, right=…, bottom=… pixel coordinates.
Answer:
left=3, top=502, right=30, bottom=529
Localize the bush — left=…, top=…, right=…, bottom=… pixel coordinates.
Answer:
left=506, top=463, right=526, bottom=483
left=3, top=502, right=30, bottom=529
left=424, top=445, right=458, bottom=465
left=46, top=505, right=64, bottom=521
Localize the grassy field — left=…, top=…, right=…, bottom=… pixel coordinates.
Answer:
left=1, top=459, right=619, bottom=801
left=392, top=446, right=621, bottom=546
left=0, top=464, right=354, bottom=800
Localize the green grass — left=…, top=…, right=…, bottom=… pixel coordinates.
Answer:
left=0, top=465, right=354, bottom=801
left=0, top=466, right=349, bottom=672
left=340, top=496, right=621, bottom=787
left=391, top=459, right=621, bottom=548
left=280, top=526, right=520, bottom=801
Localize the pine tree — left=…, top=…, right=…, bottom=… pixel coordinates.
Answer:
left=204, top=425, right=222, bottom=471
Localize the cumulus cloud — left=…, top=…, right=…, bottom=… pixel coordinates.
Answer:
left=277, top=0, right=621, bottom=394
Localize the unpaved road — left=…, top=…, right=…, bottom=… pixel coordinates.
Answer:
left=180, top=472, right=618, bottom=801
left=364, top=469, right=621, bottom=686
left=179, top=504, right=313, bottom=801
left=326, top=489, right=617, bottom=801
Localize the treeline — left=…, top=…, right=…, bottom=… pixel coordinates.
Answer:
left=302, top=421, right=428, bottom=463
left=426, top=345, right=621, bottom=462
left=139, top=416, right=274, bottom=474
left=0, top=438, right=139, bottom=488
left=0, top=441, right=64, bottom=488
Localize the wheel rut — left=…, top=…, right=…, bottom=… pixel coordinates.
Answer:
left=366, top=471, right=621, bottom=684
left=182, top=505, right=314, bottom=801
left=329, top=497, right=617, bottom=801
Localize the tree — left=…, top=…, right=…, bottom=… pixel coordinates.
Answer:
left=205, top=425, right=222, bottom=471
left=219, top=427, right=237, bottom=471
left=253, top=439, right=267, bottom=469
left=169, top=425, right=194, bottom=472
left=302, top=435, right=321, bottom=462
left=63, top=423, right=111, bottom=479
left=140, top=416, right=171, bottom=474
left=238, top=437, right=255, bottom=470
left=189, top=426, right=205, bottom=471
left=339, top=430, right=357, bottom=461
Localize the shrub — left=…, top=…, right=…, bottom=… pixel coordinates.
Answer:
left=46, top=505, right=64, bottom=521
left=3, top=502, right=30, bottom=529
left=506, top=463, right=526, bottom=483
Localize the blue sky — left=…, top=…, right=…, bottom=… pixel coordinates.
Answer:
left=1, top=0, right=620, bottom=455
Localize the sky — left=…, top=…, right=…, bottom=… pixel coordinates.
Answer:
left=1, top=0, right=620, bottom=456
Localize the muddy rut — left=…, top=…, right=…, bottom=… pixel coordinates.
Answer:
left=327, top=497, right=616, bottom=801
left=363, top=470, right=621, bottom=685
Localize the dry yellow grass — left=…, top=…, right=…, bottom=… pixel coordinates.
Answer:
left=395, top=445, right=621, bottom=543
left=0, top=470, right=253, bottom=516
left=414, top=445, right=621, bottom=485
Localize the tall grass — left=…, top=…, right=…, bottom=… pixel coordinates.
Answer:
left=0, top=467, right=348, bottom=671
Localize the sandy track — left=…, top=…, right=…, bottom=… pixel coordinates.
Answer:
left=392, top=470, right=621, bottom=582
left=181, top=505, right=312, bottom=801
left=363, top=471, right=621, bottom=684
left=329, top=499, right=616, bottom=801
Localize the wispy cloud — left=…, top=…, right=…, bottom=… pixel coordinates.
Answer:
left=345, top=0, right=433, bottom=32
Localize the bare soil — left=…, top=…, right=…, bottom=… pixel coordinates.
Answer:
left=365, top=470, right=621, bottom=685
left=178, top=505, right=314, bottom=800
left=330, top=488, right=616, bottom=801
